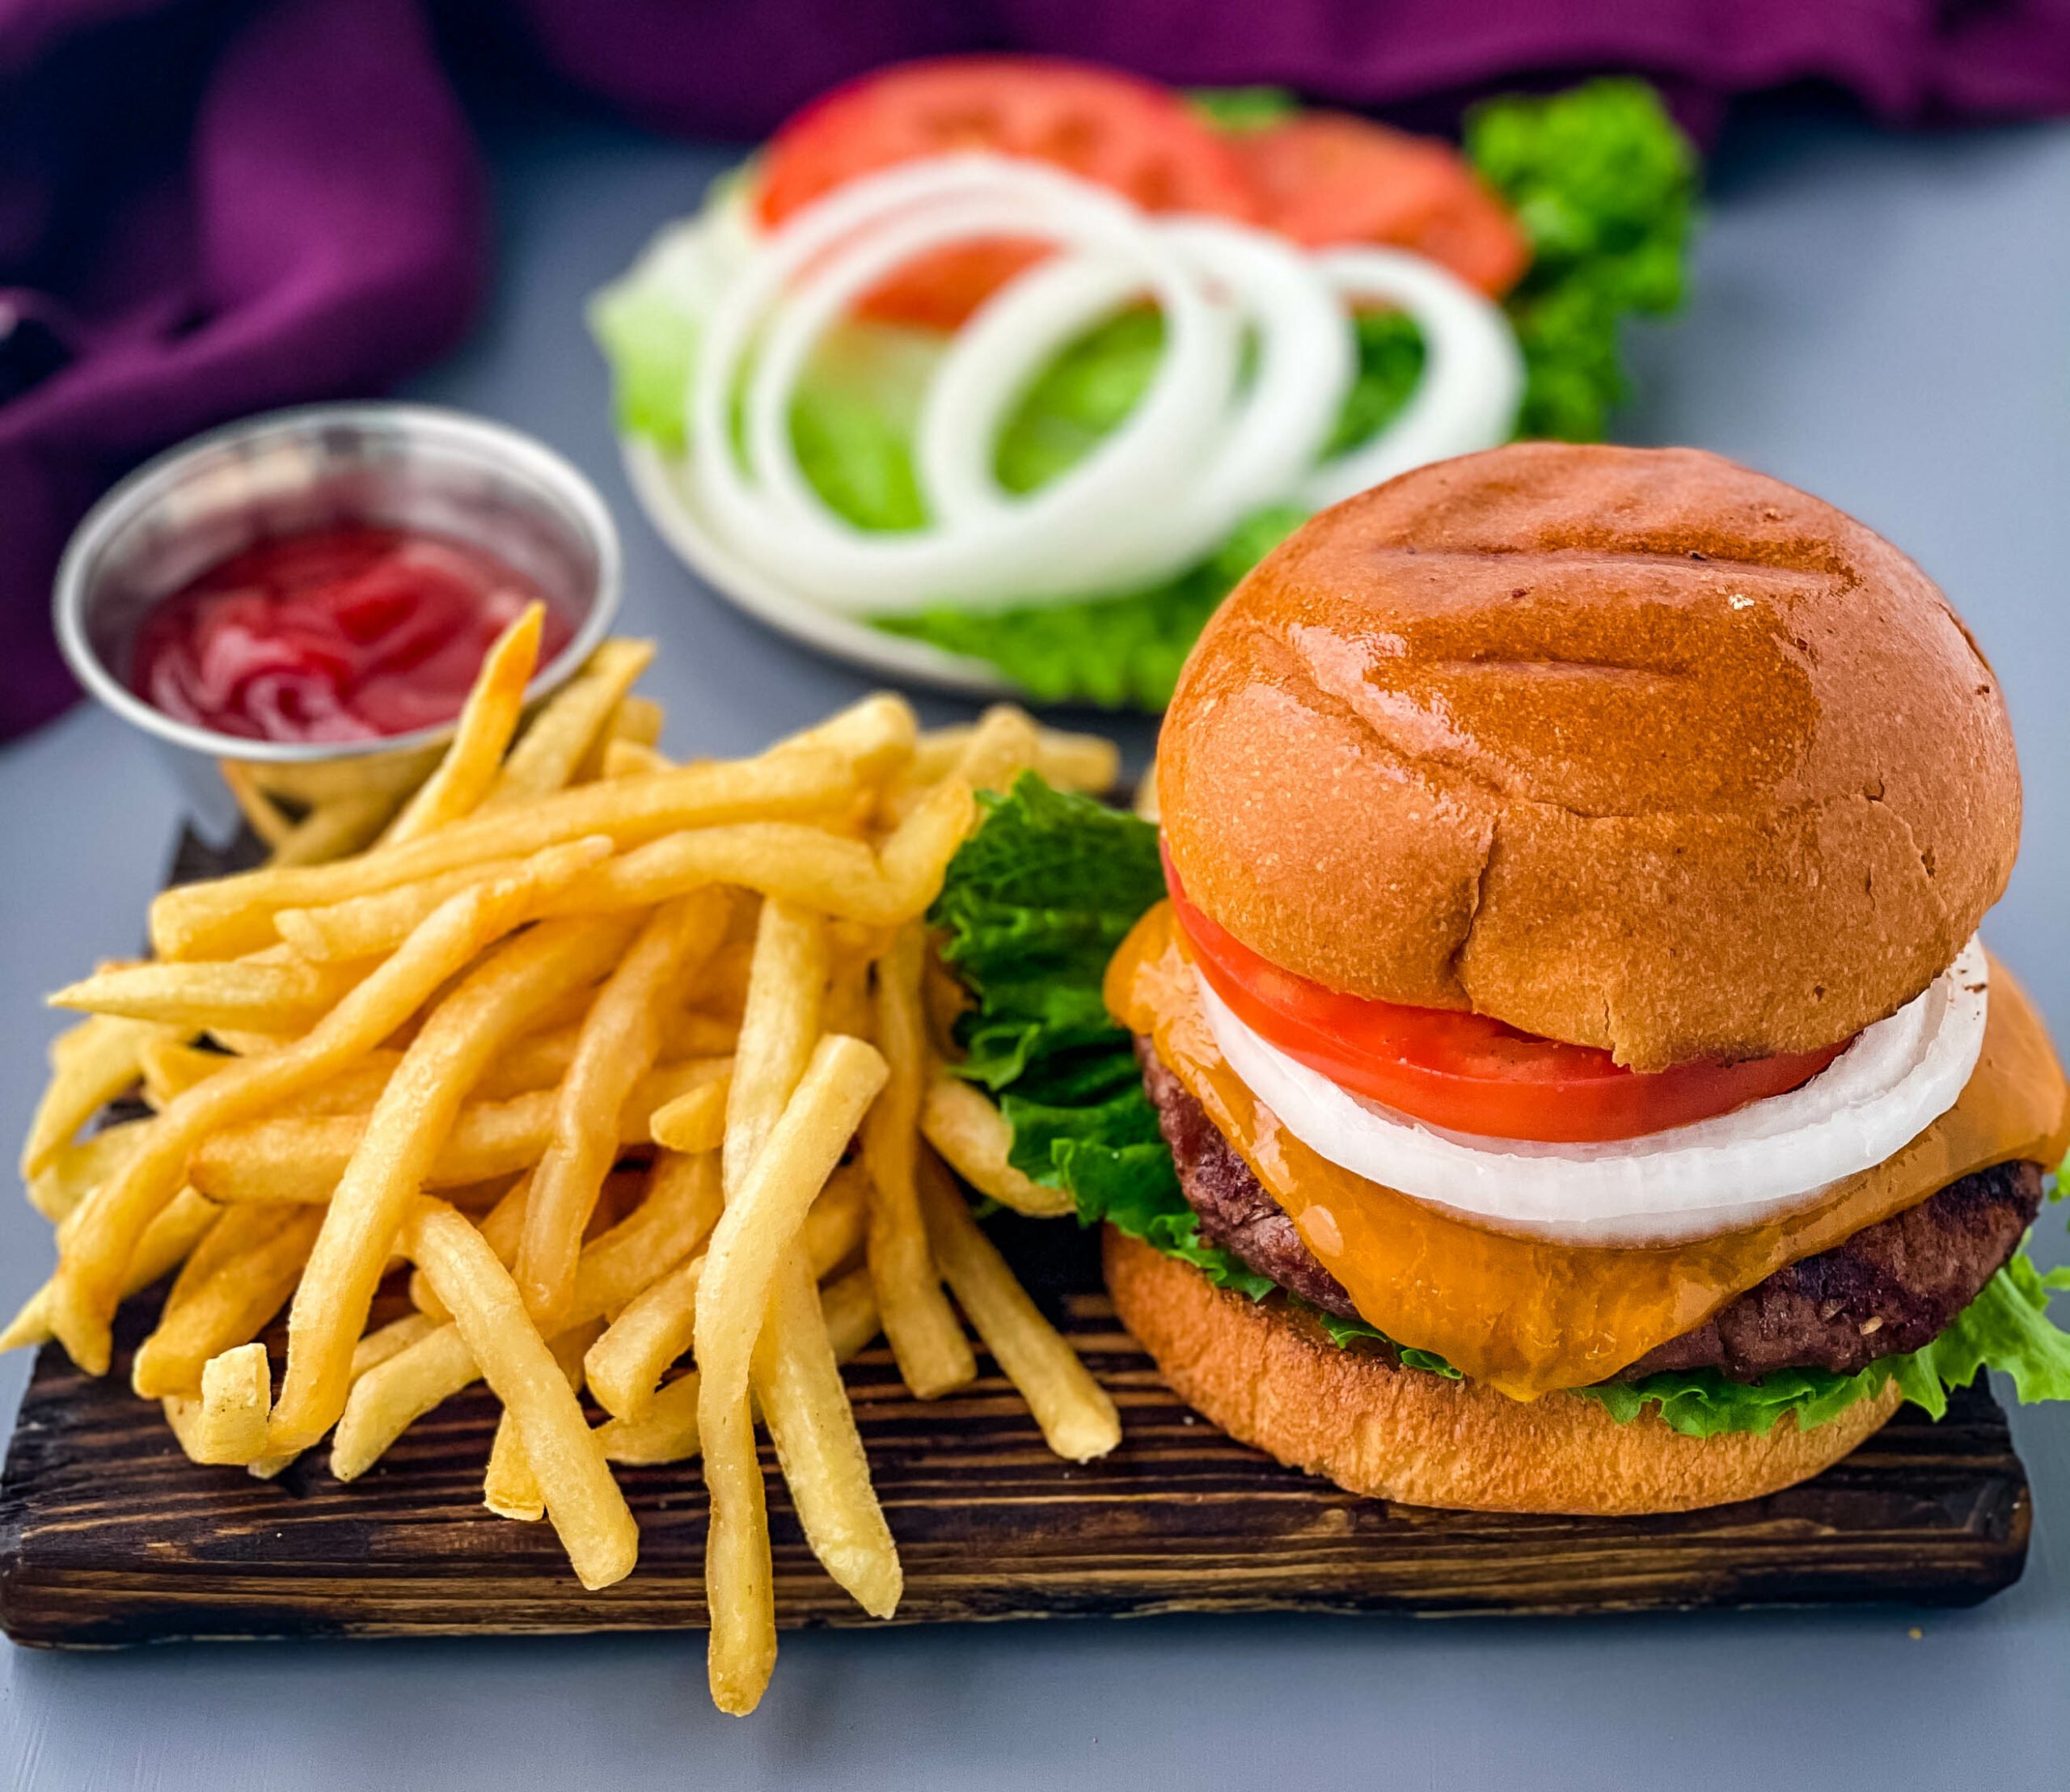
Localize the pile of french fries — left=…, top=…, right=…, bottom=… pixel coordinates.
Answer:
left=8, top=604, right=1124, bottom=1714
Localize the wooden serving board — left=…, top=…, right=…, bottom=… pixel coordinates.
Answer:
left=0, top=829, right=2034, bottom=1646
left=0, top=1207, right=2032, bottom=1647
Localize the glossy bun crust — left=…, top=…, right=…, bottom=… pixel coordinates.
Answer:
left=1105, top=1228, right=1903, bottom=1514
left=1158, top=444, right=2019, bottom=1070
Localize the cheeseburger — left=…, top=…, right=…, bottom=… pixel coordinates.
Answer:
left=1092, top=443, right=2070, bottom=1513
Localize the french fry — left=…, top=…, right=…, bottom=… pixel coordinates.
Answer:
left=218, top=759, right=295, bottom=847
left=583, top=1159, right=868, bottom=1422
left=602, top=739, right=670, bottom=780
left=649, top=1076, right=729, bottom=1155
left=190, top=1059, right=720, bottom=1205
left=29, top=1118, right=153, bottom=1224
left=695, top=1034, right=887, bottom=1714
left=1133, top=755, right=1160, bottom=822
left=267, top=914, right=642, bottom=1454
left=353, top=1310, right=444, bottom=1378
left=267, top=791, right=402, bottom=867
left=51, top=954, right=370, bottom=1033
left=518, top=890, right=729, bottom=1324
left=484, top=1317, right=604, bottom=1520
left=380, top=604, right=543, bottom=847
left=920, top=1076, right=1073, bottom=1218
left=753, top=1251, right=901, bottom=1616
left=403, top=1198, right=638, bottom=1591
left=487, top=639, right=655, bottom=805
left=918, top=1152, right=1119, bottom=1461
left=904, top=710, right=1118, bottom=797
left=2, top=1183, right=221, bottom=1353
left=130, top=1204, right=323, bottom=1400
left=411, top=1173, right=533, bottom=1320
left=338, top=1155, right=718, bottom=1478
left=864, top=924, right=975, bottom=1400
left=247, top=744, right=441, bottom=810
left=21, top=1015, right=167, bottom=1179
left=48, top=833, right=614, bottom=1373
left=723, top=902, right=830, bottom=1197
left=597, top=1266, right=879, bottom=1467
left=769, top=692, right=916, bottom=784
left=149, top=748, right=857, bottom=962
left=610, top=693, right=665, bottom=750
left=192, top=1341, right=272, bottom=1464
left=273, top=858, right=528, bottom=962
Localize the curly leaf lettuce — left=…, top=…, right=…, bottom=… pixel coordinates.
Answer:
left=933, top=780, right=2070, bottom=1439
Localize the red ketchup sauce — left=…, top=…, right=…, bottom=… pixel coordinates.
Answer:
left=127, top=526, right=577, bottom=743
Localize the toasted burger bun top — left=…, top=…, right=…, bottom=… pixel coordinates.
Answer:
left=1159, top=443, right=2019, bottom=1071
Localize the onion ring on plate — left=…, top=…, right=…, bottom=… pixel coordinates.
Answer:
left=1195, top=939, right=1990, bottom=1246
left=1299, top=246, right=1524, bottom=509
left=916, top=218, right=1353, bottom=593
left=749, top=199, right=1239, bottom=577
left=689, top=154, right=1240, bottom=615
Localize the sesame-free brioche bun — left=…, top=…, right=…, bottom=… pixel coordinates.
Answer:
left=1104, top=1228, right=1903, bottom=1514
left=1157, top=444, right=2020, bottom=1071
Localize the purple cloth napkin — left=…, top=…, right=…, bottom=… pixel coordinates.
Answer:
left=6, top=0, right=2070, bottom=738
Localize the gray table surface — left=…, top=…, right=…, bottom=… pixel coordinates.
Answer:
left=2, top=104, right=2067, bottom=1791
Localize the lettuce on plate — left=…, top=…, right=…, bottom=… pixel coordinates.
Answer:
left=929, top=775, right=2070, bottom=1438
left=595, top=79, right=1696, bottom=708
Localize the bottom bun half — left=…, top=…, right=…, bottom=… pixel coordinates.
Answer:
left=1102, top=1227, right=1903, bottom=1515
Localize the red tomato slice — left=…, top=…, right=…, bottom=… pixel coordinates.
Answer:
left=1164, top=853, right=1847, bottom=1144
left=757, top=56, right=1261, bottom=329
left=1227, top=112, right=1530, bottom=297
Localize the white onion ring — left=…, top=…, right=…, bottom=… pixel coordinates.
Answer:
left=915, top=218, right=1352, bottom=590
left=1299, top=247, right=1524, bottom=509
left=689, top=154, right=1238, bottom=615
left=1196, top=940, right=1990, bottom=1246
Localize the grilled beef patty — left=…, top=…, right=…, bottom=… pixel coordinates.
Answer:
left=1135, top=1042, right=2042, bottom=1384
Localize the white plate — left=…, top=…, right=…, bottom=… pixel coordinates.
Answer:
left=622, top=438, right=1012, bottom=696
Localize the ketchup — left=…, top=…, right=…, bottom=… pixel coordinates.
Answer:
left=128, top=526, right=577, bottom=743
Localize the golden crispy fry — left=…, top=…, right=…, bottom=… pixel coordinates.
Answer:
left=724, top=901, right=829, bottom=1197
left=769, top=692, right=916, bottom=784
left=696, top=1034, right=887, bottom=1714
left=2, top=1182, right=219, bottom=1355
left=408, top=1173, right=530, bottom=1321
left=518, top=890, right=729, bottom=1323
left=602, top=739, right=670, bottom=780
left=484, top=1317, right=602, bottom=1521
left=150, top=748, right=855, bottom=962
left=218, top=760, right=295, bottom=847
left=267, top=915, right=642, bottom=1453
left=752, top=1250, right=901, bottom=1617
left=353, top=1310, right=444, bottom=1378
left=192, top=1058, right=719, bottom=1205
left=382, top=604, right=543, bottom=847
left=247, top=745, right=441, bottom=810
left=864, top=925, right=975, bottom=1400
left=137, top=1038, right=229, bottom=1109
left=581, top=1135, right=870, bottom=1426
left=340, top=1155, right=718, bottom=1477
left=29, top=1118, right=153, bottom=1224
left=918, top=1152, right=1119, bottom=1461
left=648, top=1076, right=729, bottom=1155
left=47, top=834, right=614, bottom=1373
left=597, top=1266, right=878, bottom=1467
left=273, top=858, right=529, bottom=962
left=51, top=954, right=370, bottom=1033
left=193, top=1341, right=272, bottom=1464
left=404, top=1198, right=638, bottom=1591
left=268, top=791, right=405, bottom=867
left=488, top=639, right=655, bottom=806
left=920, top=1076, right=1074, bottom=1218
left=130, top=1204, right=322, bottom=1400
left=22, top=1015, right=169, bottom=1179
left=610, top=693, right=665, bottom=750
left=905, top=710, right=1118, bottom=797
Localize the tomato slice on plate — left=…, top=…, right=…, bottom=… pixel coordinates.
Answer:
left=757, top=56, right=1261, bottom=329
left=1227, top=112, right=1530, bottom=297
left=1164, top=853, right=1847, bottom=1144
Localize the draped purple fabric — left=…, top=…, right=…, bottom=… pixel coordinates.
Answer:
left=5, top=0, right=2068, bottom=735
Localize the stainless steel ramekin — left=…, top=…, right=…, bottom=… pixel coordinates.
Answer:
left=53, top=404, right=622, bottom=842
